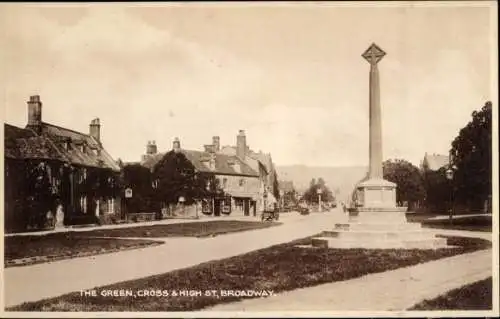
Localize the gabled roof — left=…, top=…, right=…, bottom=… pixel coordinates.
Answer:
left=142, top=149, right=259, bottom=177
left=423, top=153, right=449, bottom=171
left=41, top=122, right=120, bottom=171
left=4, top=124, right=65, bottom=161
left=219, top=145, right=270, bottom=175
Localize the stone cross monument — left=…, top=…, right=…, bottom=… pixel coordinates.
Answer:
left=352, top=43, right=400, bottom=216
left=363, top=43, right=385, bottom=180
left=309, top=43, right=448, bottom=249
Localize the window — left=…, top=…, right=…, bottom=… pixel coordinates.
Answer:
left=223, top=178, right=228, bottom=188
left=239, top=178, right=245, bottom=187
left=107, top=198, right=115, bottom=213
left=80, top=196, right=87, bottom=214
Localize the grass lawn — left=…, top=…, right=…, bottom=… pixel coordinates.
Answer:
left=421, top=216, right=492, bottom=232
left=4, top=233, right=162, bottom=268
left=8, top=234, right=491, bottom=312
left=406, top=213, right=492, bottom=232
left=74, top=220, right=281, bottom=238
left=410, top=277, right=492, bottom=310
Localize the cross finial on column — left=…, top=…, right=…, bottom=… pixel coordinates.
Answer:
left=362, top=43, right=386, bottom=65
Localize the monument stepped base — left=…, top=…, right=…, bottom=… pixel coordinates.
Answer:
left=310, top=218, right=450, bottom=250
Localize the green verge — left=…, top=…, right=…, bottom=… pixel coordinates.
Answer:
left=8, top=234, right=491, bottom=312
left=4, top=233, right=163, bottom=268
left=410, top=277, right=493, bottom=310
left=421, top=216, right=492, bottom=232
left=73, top=220, right=282, bottom=238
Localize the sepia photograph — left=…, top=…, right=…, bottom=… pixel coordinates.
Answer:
left=1, top=1, right=498, bottom=317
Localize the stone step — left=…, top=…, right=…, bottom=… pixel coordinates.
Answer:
left=322, top=229, right=432, bottom=241
left=334, top=222, right=422, bottom=232
left=311, top=236, right=449, bottom=249
left=348, top=212, right=408, bottom=224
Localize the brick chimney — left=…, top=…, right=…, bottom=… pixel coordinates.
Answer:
left=212, top=136, right=220, bottom=152
left=146, top=140, right=157, bottom=155
left=89, top=118, right=101, bottom=142
left=236, top=130, right=247, bottom=159
left=173, top=137, right=181, bottom=153
left=27, top=95, right=42, bottom=134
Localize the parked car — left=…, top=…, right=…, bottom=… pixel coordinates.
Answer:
left=298, top=206, right=310, bottom=215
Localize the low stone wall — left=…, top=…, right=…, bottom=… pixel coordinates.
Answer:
left=161, top=204, right=201, bottom=219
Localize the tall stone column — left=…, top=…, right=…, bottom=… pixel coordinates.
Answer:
left=351, top=43, right=401, bottom=214
left=368, top=60, right=383, bottom=179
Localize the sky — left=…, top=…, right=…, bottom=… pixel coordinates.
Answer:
left=1, top=2, right=496, bottom=167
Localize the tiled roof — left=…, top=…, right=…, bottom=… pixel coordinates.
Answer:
left=41, top=122, right=120, bottom=171
left=142, top=149, right=259, bottom=177
left=423, top=154, right=449, bottom=171
left=219, top=146, right=270, bottom=175
left=4, top=124, right=65, bottom=161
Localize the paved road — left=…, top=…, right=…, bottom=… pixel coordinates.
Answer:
left=208, top=229, right=493, bottom=312
left=3, top=211, right=343, bottom=308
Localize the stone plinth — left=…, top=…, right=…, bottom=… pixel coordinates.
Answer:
left=311, top=222, right=449, bottom=249
left=355, top=178, right=397, bottom=208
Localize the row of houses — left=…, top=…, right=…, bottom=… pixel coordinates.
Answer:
left=4, top=95, right=280, bottom=232
left=130, top=129, right=280, bottom=217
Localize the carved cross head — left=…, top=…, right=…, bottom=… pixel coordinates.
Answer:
left=362, top=43, right=386, bottom=65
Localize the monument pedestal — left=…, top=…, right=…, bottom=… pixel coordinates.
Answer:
left=311, top=178, right=449, bottom=249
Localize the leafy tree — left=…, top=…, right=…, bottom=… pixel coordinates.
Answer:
left=422, top=167, right=451, bottom=211
left=450, top=101, right=492, bottom=209
left=152, top=151, right=223, bottom=207
left=303, top=177, right=335, bottom=204
left=24, top=162, right=57, bottom=229
left=383, top=159, right=426, bottom=208
left=122, top=164, right=155, bottom=213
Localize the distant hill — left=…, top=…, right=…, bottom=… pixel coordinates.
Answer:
left=276, top=165, right=368, bottom=202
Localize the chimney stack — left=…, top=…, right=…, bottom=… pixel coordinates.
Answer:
left=146, top=140, right=157, bottom=155
left=173, top=137, right=181, bottom=153
left=89, top=118, right=101, bottom=142
left=212, top=136, right=220, bottom=152
left=27, top=95, right=42, bottom=134
left=236, top=129, right=247, bottom=159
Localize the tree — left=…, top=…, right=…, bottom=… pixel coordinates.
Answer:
left=303, top=177, right=335, bottom=204
left=24, top=162, right=57, bottom=229
left=152, top=151, right=214, bottom=206
left=450, top=101, right=492, bottom=209
left=422, top=167, right=451, bottom=211
left=383, top=159, right=426, bottom=208
left=122, top=164, right=155, bottom=213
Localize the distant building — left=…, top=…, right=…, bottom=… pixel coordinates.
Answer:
left=219, top=130, right=280, bottom=208
left=420, top=153, right=450, bottom=171
left=140, top=136, right=264, bottom=216
left=279, top=180, right=295, bottom=194
left=4, top=95, right=121, bottom=232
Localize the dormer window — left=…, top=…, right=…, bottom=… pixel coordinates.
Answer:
left=63, top=138, right=71, bottom=151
